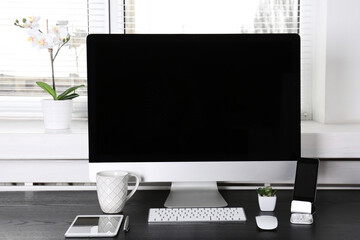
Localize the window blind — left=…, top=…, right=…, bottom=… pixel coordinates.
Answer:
left=0, top=0, right=313, bottom=119
left=0, top=0, right=131, bottom=118
left=110, top=0, right=135, bottom=33
left=299, top=0, right=314, bottom=120
left=0, top=0, right=109, bottom=96
left=134, top=0, right=313, bottom=119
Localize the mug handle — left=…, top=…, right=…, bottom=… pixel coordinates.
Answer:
left=125, top=173, right=140, bottom=202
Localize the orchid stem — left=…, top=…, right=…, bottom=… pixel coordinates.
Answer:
left=53, top=42, right=66, bottom=61
left=48, top=49, right=56, bottom=91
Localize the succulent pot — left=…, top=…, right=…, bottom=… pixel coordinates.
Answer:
left=258, top=194, right=277, bottom=211
left=41, top=99, right=73, bottom=129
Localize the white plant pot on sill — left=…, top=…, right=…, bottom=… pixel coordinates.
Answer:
left=42, top=99, right=73, bottom=130
left=258, top=194, right=277, bottom=211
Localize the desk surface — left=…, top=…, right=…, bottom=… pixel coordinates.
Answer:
left=0, top=190, right=359, bottom=240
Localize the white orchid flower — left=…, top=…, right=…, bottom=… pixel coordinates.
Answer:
left=27, top=28, right=41, bottom=46
left=52, top=26, right=69, bottom=44
left=28, top=16, right=40, bottom=28
left=21, top=16, right=40, bottom=29
left=37, top=33, right=55, bottom=49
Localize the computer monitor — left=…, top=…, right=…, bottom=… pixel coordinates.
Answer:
left=87, top=34, right=300, bottom=207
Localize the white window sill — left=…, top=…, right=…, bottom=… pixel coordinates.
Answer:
left=301, top=121, right=360, bottom=158
left=1, top=119, right=360, bottom=159
left=0, top=119, right=88, bottom=133
left=0, top=120, right=360, bottom=184
left=0, top=119, right=88, bottom=159
left=302, top=121, right=360, bottom=133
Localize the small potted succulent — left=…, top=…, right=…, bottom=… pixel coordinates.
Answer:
left=14, top=16, right=84, bottom=129
left=257, top=186, right=277, bottom=211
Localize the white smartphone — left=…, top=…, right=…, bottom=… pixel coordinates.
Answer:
left=65, top=215, right=124, bottom=238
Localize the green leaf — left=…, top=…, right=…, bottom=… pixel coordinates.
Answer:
left=61, top=93, right=80, bottom=100
left=257, top=186, right=276, bottom=197
left=56, top=85, right=85, bottom=100
left=36, top=82, right=57, bottom=100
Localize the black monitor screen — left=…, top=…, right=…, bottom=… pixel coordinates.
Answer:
left=87, top=34, right=300, bottom=162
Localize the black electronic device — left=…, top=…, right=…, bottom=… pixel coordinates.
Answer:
left=87, top=34, right=300, bottom=163
left=87, top=34, right=301, bottom=207
left=64, top=215, right=123, bottom=238
left=293, top=158, right=320, bottom=203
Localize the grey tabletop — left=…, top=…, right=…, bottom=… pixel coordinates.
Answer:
left=0, top=190, right=359, bottom=240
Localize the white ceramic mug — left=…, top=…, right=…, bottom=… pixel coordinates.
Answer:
left=96, top=170, right=140, bottom=214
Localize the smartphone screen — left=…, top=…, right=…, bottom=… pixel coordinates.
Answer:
left=293, top=158, right=319, bottom=203
left=65, top=215, right=123, bottom=237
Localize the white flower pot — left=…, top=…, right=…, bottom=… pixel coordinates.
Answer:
left=258, top=194, right=277, bottom=211
left=42, top=99, right=73, bottom=129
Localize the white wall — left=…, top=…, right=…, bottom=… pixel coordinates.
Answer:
left=322, top=0, right=360, bottom=123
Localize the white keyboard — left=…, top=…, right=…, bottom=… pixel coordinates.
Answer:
left=290, top=213, right=313, bottom=224
left=148, top=207, right=246, bottom=223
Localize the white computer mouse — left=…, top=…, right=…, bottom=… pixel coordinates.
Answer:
left=255, top=215, right=278, bottom=230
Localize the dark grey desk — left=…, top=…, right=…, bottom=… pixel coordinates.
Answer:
left=0, top=190, right=359, bottom=240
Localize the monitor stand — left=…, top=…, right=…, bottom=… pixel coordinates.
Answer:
left=164, top=182, right=228, bottom=208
